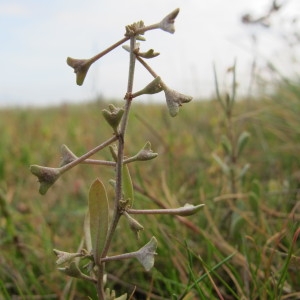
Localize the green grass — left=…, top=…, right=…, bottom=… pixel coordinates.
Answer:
left=0, top=87, right=300, bottom=299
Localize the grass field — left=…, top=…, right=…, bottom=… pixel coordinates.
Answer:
left=0, top=81, right=300, bottom=299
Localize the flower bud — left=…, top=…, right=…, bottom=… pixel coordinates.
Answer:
left=125, top=20, right=145, bottom=36
left=102, top=104, right=124, bottom=132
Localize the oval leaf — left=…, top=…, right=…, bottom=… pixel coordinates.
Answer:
left=237, top=131, right=250, bottom=157
left=89, top=178, right=109, bottom=264
left=212, top=153, right=230, bottom=175
left=221, top=135, right=232, bottom=156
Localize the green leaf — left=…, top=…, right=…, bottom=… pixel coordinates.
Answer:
left=212, top=153, right=230, bottom=175
left=88, top=178, right=109, bottom=264
left=236, top=131, right=250, bottom=157
left=220, top=135, right=232, bottom=156
left=239, top=163, right=251, bottom=179
left=249, top=179, right=261, bottom=217
left=251, top=179, right=261, bottom=197
left=83, top=211, right=92, bottom=252
left=230, top=211, right=245, bottom=239
left=122, top=165, right=134, bottom=207
left=249, top=192, right=260, bottom=217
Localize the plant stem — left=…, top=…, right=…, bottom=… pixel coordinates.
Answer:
left=60, top=135, right=118, bottom=174
left=136, top=56, right=158, bottom=78
left=81, top=159, right=116, bottom=166
left=89, top=36, right=130, bottom=64
left=96, top=36, right=137, bottom=299
left=136, top=23, right=160, bottom=34
left=101, top=251, right=138, bottom=262
left=127, top=205, right=204, bottom=215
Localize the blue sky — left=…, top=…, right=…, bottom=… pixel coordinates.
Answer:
left=1, top=0, right=299, bottom=107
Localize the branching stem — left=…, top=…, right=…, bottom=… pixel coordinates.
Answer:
left=136, top=56, right=158, bottom=78
left=60, top=135, right=118, bottom=174
left=96, top=36, right=137, bottom=299
left=89, top=36, right=130, bottom=64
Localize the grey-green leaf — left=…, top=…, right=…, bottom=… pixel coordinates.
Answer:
left=212, top=153, right=230, bottom=175
left=237, top=131, right=250, bottom=157
left=221, top=135, right=232, bottom=156
left=89, top=178, right=109, bottom=264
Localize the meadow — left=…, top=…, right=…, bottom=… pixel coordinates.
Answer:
left=0, top=79, right=300, bottom=299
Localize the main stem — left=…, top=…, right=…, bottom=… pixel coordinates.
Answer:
left=96, top=36, right=137, bottom=300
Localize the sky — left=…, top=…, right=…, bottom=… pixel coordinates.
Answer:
left=1, top=0, right=299, bottom=107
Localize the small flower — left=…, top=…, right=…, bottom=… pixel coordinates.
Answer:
left=125, top=20, right=145, bottom=36
left=159, top=8, right=180, bottom=34
left=30, top=165, right=61, bottom=195
left=135, top=236, right=157, bottom=271
left=162, top=83, right=193, bottom=117
left=66, top=57, right=93, bottom=86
